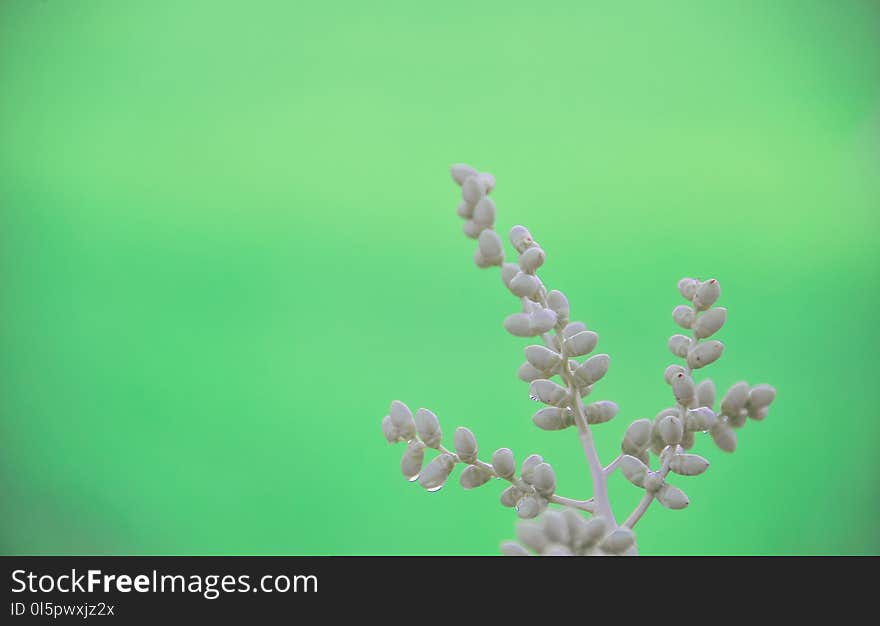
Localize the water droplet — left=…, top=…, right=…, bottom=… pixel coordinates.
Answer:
left=407, top=473, right=420, bottom=483
left=529, top=394, right=540, bottom=402
left=426, top=484, right=444, bottom=493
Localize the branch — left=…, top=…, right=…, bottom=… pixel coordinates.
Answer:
left=623, top=461, right=671, bottom=529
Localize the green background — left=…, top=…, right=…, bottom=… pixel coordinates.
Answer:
left=1, top=0, right=878, bottom=555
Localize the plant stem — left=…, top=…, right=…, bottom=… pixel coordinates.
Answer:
left=549, top=495, right=595, bottom=513
left=623, top=460, right=670, bottom=530
left=603, top=454, right=622, bottom=476
left=623, top=493, right=654, bottom=529
left=530, top=290, right=618, bottom=526
left=438, top=445, right=595, bottom=514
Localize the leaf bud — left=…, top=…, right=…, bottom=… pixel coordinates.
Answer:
left=584, top=400, right=619, bottom=425
left=533, top=406, right=575, bottom=431
left=460, top=465, right=493, bottom=489
left=418, top=453, right=456, bottom=491
left=453, top=426, right=478, bottom=463
left=693, top=278, right=720, bottom=311
left=401, top=440, right=426, bottom=480
left=672, top=305, right=695, bottom=329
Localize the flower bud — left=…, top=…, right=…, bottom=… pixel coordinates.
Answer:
left=389, top=400, right=415, bottom=440
left=668, top=334, right=691, bottom=358
left=501, top=263, right=519, bottom=288
left=728, top=410, right=747, bottom=428
left=669, top=453, right=709, bottom=476
left=381, top=415, right=400, bottom=443
left=532, top=462, right=556, bottom=496
left=562, top=321, right=587, bottom=338
left=520, top=454, right=544, bottom=483
left=620, top=455, right=648, bottom=487
left=582, top=517, right=607, bottom=547
left=478, top=172, right=496, bottom=192
left=664, top=364, right=687, bottom=384
left=509, top=271, right=540, bottom=297
left=542, top=510, right=568, bottom=544
left=462, top=219, right=483, bottom=239
left=516, top=495, right=543, bottom=519
left=529, top=308, right=558, bottom=334
left=601, top=527, right=635, bottom=554
left=529, top=379, right=568, bottom=406
left=721, top=381, right=750, bottom=416
left=685, top=406, right=718, bottom=431
left=748, top=406, right=768, bottom=421
left=525, top=345, right=562, bottom=371
left=473, top=248, right=491, bottom=268
left=460, top=465, right=492, bottom=489
left=564, top=330, right=598, bottom=357
left=678, top=277, right=699, bottom=300
left=450, top=163, right=478, bottom=186
left=519, top=246, right=546, bottom=273
left=477, top=229, right=503, bottom=265
left=660, top=444, right=680, bottom=465
left=694, top=307, right=727, bottom=339
left=687, top=340, right=724, bottom=369
left=401, top=440, right=426, bottom=480
left=500, top=485, right=522, bottom=507
left=456, top=200, right=474, bottom=218
left=473, top=197, right=496, bottom=227
left=517, top=361, right=544, bottom=382
left=414, top=408, right=442, bottom=448
left=509, top=225, right=535, bottom=252
left=672, top=305, right=695, bottom=329
left=574, top=354, right=610, bottom=386
left=547, top=290, right=570, bottom=323
left=693, top=278, right=720, bottom=311
left=710, top=422, right=737, bottom=452
left=622, top=418, right=653, bottom=452
left=562, top=509, right=590, bottom=548
left=657, top=484, right=689, bottom=510
left=500, top=541, right=530, bottom=556
left=747, top=384, right=776, bottom=410
left=658, top=415, right=684, bottom=445
left=492, top=448, right=516, bottom=479
left=644, top=471, right=664, bottom=492
left=696, top=379, right=716, bottom=409
left=504, top=312, right=534, bottom=337
left=584, top=400, right=619, bottom=425
left=461, top=175, right=486, bottom=204
left=418, top=453, right=456, bottom=491
left=454, top=426, right=478, bottom=463
left=533, top=406, right=574, bottom=430
left=672, top=372, right=696, bottom=405
left=516, top=521, right=548, bottom=552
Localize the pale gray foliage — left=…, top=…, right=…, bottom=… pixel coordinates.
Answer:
left=379, top=164, right=777, bottom=556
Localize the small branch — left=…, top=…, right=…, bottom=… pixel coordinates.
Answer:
left=441, top=445, right=592, bottom=513
left=623, top=492, right=654, bottom=529
left=603, top=454, right=622, bottom=476
left=549, top=495, right=595, bottom=513
left=623, top=462, right=670, bottom=529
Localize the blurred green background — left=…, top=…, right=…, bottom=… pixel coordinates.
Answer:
left=1, top=0, right=878, bottom=555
